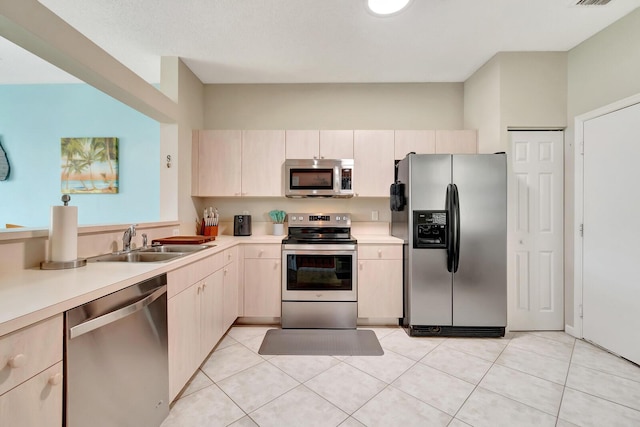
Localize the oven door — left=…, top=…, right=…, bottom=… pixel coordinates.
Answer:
left=282, top=246, right=357, bottom=302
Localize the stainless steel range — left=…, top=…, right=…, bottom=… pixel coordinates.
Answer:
left=281, top=213, right=357, bottom=329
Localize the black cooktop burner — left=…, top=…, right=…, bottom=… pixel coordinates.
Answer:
left=283, top=213, right=357, bottom=245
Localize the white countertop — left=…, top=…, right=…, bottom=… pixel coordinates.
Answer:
left=0, top=233, right=401, bottom=336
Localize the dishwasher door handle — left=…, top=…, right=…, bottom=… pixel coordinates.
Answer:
left=69, top=286, right=166, bottom=340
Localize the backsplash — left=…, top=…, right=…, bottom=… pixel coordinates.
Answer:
left=194, top=197, right=391, bottom=225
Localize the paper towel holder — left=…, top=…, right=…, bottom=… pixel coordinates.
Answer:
left=40, top=195, right=87, bottom=270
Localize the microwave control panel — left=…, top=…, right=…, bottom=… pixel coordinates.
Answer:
left=413, top=210, right=447, bottom=249
left=340, top=168, right=352, bottom=190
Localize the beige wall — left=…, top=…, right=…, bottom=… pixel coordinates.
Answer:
left=564, top=7, right=640, bottom=329
left=201, top=82, right=466, bottom=226
left=464, top=52, right=568, bottom=153
left=160, top=57, right=205, bottom=234
left=204, top=83, right=464, bottom=130
left=464, top=55, right=501, bottom=153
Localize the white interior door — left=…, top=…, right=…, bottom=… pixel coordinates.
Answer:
left=508, top=131, right=564, bottom=331
left=583, top=102, right=640, bottom=365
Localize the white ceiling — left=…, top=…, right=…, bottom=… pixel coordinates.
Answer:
left=2, top=0, right=640, bottom=85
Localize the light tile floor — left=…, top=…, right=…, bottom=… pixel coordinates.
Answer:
left=161, top=326, right=640, bottom=427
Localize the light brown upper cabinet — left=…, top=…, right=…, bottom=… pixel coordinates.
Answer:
left=435, top=130, right=478, bottom=154
left=193, top=130, right=242, bottom=197
left=319, top=130, right=354, bottom=159
left=194, top=130, right=285, bottom=197
left=285, top=130, right=354, bottom=159
left=354, top=130, right=395, bottom=197
left=394, top=130, right=436, bottom=160
left=241, top=130, right=285, bottom=197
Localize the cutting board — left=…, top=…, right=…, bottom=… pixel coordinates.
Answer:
left=152, top=235, right=216, bottom=245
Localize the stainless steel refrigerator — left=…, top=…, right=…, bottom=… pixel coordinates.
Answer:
left=391, top=153, right=507, bottom=337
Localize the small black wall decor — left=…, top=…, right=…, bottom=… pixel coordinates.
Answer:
left=0, top=139, right=10, bottom=181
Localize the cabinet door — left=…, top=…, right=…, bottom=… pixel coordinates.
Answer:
left=435, top=130, right=477, bottom=154
left=285, top=130, right=319, bottom=159
left=394, top=130, right=436, bottom=160
left=200, top=270, right=224, bottom=360
left=320, top=130, right=354, bottom=159
left=354, top=130, right=395, bottom=197
left=223, top=261, right=239, bottom=330
left=168, top=285, right=200, bottom=401
left=196, top=130, right=242, bottom=196
left=244, top=258, right=281, bottom=317
left=242, top=130, right=285, bottom=196
left=0, top=315, right=62, bottom=396
left=358, top=259, right=403, bottom=318
left=0, top=362, right=63, bottom=427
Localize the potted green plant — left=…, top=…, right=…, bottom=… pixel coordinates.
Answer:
left=268, top=210, right=286, bottom=236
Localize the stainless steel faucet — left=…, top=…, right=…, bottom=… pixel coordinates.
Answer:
left=122, top=224, right=137, bottom=252
left=142, top=233, right=148, bottom=248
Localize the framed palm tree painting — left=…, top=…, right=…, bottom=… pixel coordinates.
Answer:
left=61, top=137, right=119, bottom=194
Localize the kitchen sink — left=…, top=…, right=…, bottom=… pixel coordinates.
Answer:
left=139, top=244, right=214, bottom=253
left=88, top=244, right=214, bottom=263
left=89, top=252, right=183, bottom=263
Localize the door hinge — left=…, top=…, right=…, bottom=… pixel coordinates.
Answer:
left=579, top=304, right=583, bottom=319
left=579, top=224, right=584, bottom=237
left=580, top=140, right=584, bottom=155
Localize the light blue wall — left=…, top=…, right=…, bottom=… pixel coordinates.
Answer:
left=0, top=84, right=160, bottom=227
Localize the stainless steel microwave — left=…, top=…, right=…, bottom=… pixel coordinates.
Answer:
left=284, top=159, right=354, bottom=198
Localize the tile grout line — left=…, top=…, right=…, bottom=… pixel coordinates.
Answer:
left=554, top=334, right=578, bottom=426
left=448, top=337, right=512, bottom=424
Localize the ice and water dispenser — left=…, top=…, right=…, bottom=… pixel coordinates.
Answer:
left=413, top=210, right=448, bottom=248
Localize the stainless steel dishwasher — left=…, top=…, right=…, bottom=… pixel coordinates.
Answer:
left=65, top=274, right=169, bottom=427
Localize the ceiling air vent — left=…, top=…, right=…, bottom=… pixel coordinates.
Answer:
left=572, top=0, right=612, bottom=5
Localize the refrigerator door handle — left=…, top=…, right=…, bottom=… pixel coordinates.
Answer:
left=453, top=183, right=461, bottom=273
left=446, top=184, right=455, bottom=272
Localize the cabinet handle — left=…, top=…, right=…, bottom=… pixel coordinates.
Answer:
left=274, top=261, right=279, bottom=269
left=48, top=372, right=63, bottom=386
left=359, top=262, right=363, bottom=270
left=203, top=282, right=207, bottom=291
left=224, top=268, right=228, bottom=275
left=8, top=353, right=26, bottom=368
left=378, top=249, right=383, bottom=258
left=259, top=250, right=264, bottom=257
left=197, top=285, right=202, bottom=295
left=234, top=192, right=241, bottom=196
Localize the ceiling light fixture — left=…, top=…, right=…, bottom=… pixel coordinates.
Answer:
left=366, top=0, right=412, bottom=16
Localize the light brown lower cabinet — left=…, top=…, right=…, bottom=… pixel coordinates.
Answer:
left=0, top=315, right=63, bottom=427
left=167, top=251, right=237, bottom=402
left=243, top=244, right=281, bottom=318
left=357, top=244, right=403, bottom=318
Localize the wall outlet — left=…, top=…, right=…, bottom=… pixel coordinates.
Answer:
left=371, top=210, right=379, bottom=221
left=172, top=228, right=180, bottom=236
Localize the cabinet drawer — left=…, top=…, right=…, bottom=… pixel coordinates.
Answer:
left=0, top=315, right=63, bottom=396
left=168, top=253, right=223, bottom=298
left=0, top=361, right=63, bottom=426
left=223, top=246, right=238, bottom=265
left=244, top=244, right=281, bottom=259
left=358, top=245, right=402, bottom=260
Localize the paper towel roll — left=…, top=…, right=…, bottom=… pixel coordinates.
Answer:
left=49, top=205, right=78, bottom=262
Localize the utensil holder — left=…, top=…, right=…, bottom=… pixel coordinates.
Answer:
left=205, top=225, right=218, bottom=236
